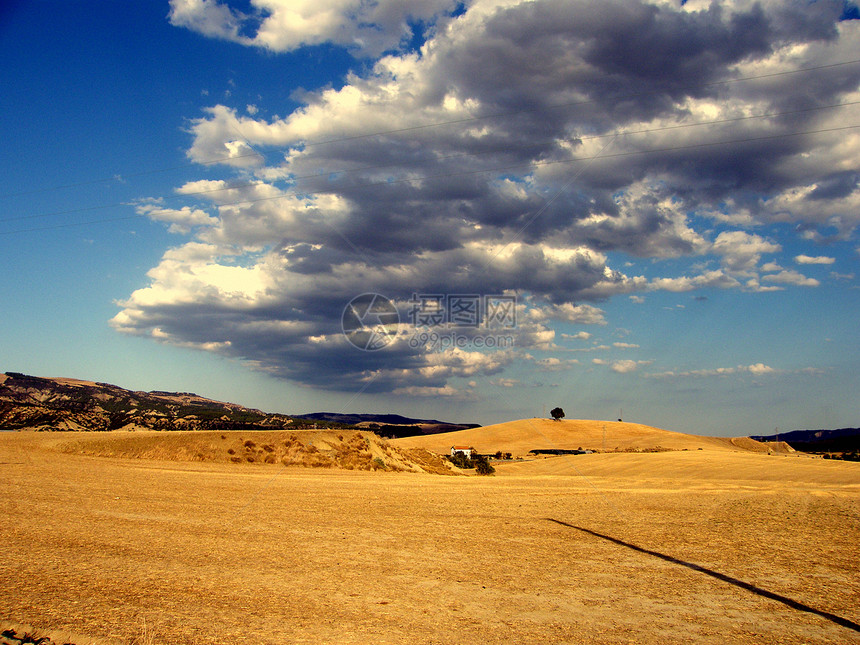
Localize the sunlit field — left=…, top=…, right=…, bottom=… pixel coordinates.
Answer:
left=2, top=430, right=858, bottom=644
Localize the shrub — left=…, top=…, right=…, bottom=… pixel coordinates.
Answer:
left=447, top=452, right=471, bottom=469
left=473, top=454, right=495, bottom=476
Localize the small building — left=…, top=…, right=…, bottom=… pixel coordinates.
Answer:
left=451, top=445, right=473, bottom=458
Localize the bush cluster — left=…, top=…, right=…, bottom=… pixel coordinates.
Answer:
left=447, top=450, right=495, bottom=475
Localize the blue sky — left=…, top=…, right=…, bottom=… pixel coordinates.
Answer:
left=1, top=0, right=858, bottom=436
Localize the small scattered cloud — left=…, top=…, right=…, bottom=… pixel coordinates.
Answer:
left=643, top=363, right=821, bottom=379
left=526, top=302, right=607, bottom=326
left=593, top=358, right=651, bottom=373
left=762, top=270, right=820, bottom=287
left=650, top=270, right=741, bottom=293
left=794, top=254, right=835, bottom=265
left=711, top=231, right=781, bottom=275
left=562, top=331, right=592, bottom=341
left=134, top=200, right=218, bottom=234
left=534, top=357, right=579, bottom=371
left=391, top=385, right=467, bottom=398
left=830, top=271, right=855, bottom=281
left=168, top=0, right=460, bottom=57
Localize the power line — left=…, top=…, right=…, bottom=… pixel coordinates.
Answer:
left=298, top=59, right=860, bottom=149
left=0, top=152, right=264, bottom=201
left=3, top=99, right=857, bottom=225
left=2, top=58, right=858, bottom=201
left=4, top=122, right=857, bottom=236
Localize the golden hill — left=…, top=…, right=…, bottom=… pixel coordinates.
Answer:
left=50, top=430, right=455, bottom=474
left=391, top=418, right=772, bottom=456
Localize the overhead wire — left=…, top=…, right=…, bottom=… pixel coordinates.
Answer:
left=294, top=58, right=860, bottom=149
left=1, top=57, right=857, bottom=202
left=2, top=98, right=858, bottom=226
left=3, top=122, right=858, bottom=235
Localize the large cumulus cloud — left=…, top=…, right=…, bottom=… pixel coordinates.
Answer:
left=114, top=0, right=860, bottom=394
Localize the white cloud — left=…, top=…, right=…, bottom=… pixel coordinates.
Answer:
left=561, top=331, right=592, bottom=340
left=168, top=0, right=243, bottom=41
left=533, top=357, right=579, bottom=371
left=649, top=270, right=741, bottom=293
left=134, top=201, right=218, bottom=234
left=762, top=270, right=820, bottom=287
left=645, top=363, right=788, bottom=379
left=115, top=0, right=860, bottom=394
left=794, top=254, right=835, bottom=265
left=593, top=358, right=650, bottom=373
left=526, top=302, right=607, bottom=325
left=711, top=231, right=781, bottom=275
left=391, top=384, right=464, bottom=397
left=169, top=0, right=460, bottom=57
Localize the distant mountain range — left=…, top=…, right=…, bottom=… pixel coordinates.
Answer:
left=749, top=428, right=860, bottom=453
left=293, top=412, right=480, bottom=438
left=0, top=372, right=475, bottom=435
left=296, top=412, right=448, bottom=425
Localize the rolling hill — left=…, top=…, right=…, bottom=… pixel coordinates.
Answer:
left=0, top=372, right=294, bottom=431
left=751, top=427, right=860, bottom=454
left=392, top=417, right=779, bottom=456
left=0, top=372, right=476, bottom=435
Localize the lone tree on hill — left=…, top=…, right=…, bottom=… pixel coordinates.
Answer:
left=550, top=407, right=565, bottom=421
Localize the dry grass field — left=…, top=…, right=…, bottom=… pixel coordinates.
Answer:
left=1, top=427, right=859, bottom=644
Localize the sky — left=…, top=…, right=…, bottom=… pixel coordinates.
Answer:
left=1, top=0, right=859, bottom=436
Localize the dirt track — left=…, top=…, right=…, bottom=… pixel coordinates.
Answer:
left=1, top=432, right=858, bottom=644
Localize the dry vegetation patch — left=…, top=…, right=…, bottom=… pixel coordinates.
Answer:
left=48, top=429, right=455, bottom=474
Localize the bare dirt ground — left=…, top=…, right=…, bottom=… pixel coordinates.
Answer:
left=1, top=431, right=858, bottom=644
